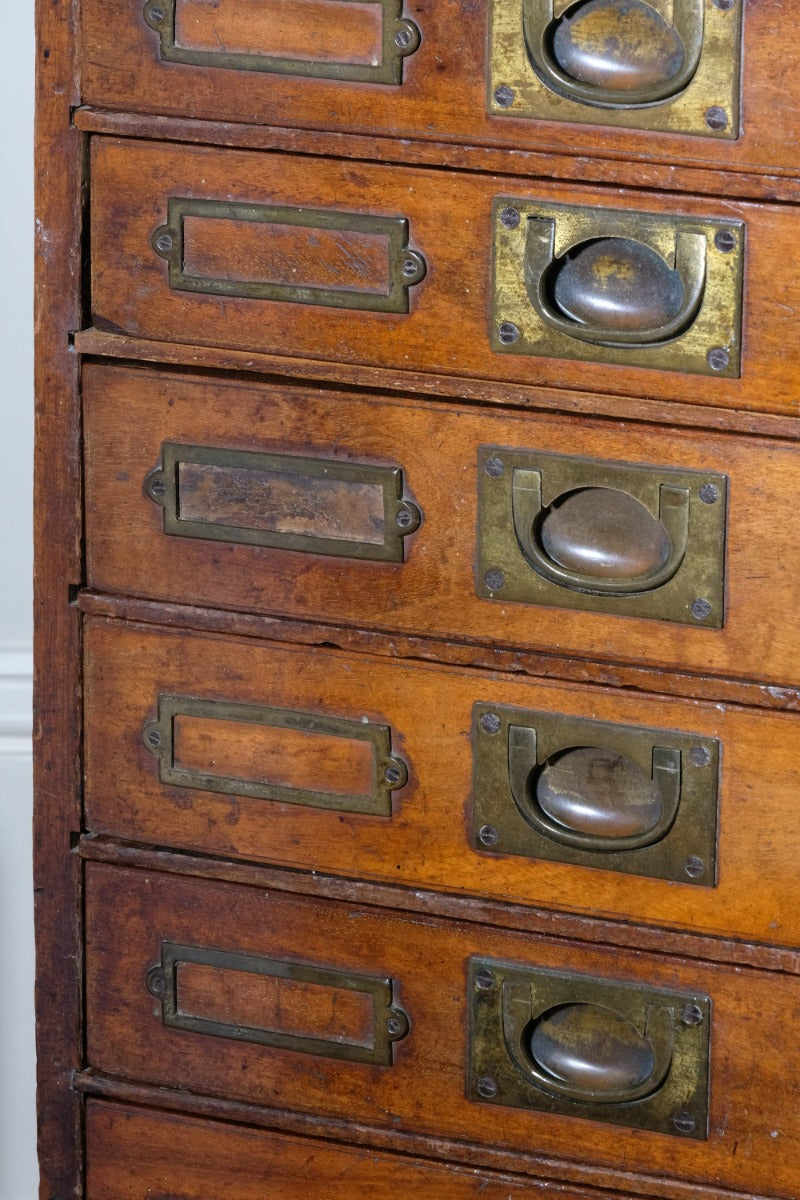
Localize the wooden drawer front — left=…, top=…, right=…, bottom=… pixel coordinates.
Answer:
left=84, top=364, right=800, bottom=687
left=84, top=617, right=800, bottom=948
left=90, top=137, right=799, bottom=417
left=86, top=1100, right=639, bottom=1199
left=85, top=861, right=800, bottom=1197
left=81, top=0, right=799, bottom=179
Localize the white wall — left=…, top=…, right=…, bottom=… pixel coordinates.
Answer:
left=0, top=2, right=38, bottom=1197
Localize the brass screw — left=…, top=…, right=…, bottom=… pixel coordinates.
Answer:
left=705, top=106, right=729, bottom=131
left=690, top=745, right=711, bottom=767
left=480, top=712, right=502, bottom=735
left=685, top=855, right=705, bottom=879
left=691, top=598, right=712, bottom=621
left=500, top=207, right=520, bottom=230
left=707, top=347, right=729, bottom=372
left=485, top=569, right=505, bottom=592
left=498, top=322, right=520, bottom=346
left=477, top=1076, right=498, bottom=1098
left=672, top=1110, right=697, bottom=1134
left=494, top=85, right=515, bottom=108
left=478, top=824, right=499, bottom=847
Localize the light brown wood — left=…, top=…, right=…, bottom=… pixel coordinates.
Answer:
left=84, top=860, right=800, bottom=1199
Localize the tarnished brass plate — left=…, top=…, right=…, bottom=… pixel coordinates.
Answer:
left=468, top=958, right=710, bottom=1137
left=472, top=703, right=719, bottom=884
left=492, top=199, right=743, bottom=376
left=489, top=0, right=742, bottom=138
left=476, top=447, right=727, bottom=626
left=146, top=942, right=410, bottom=1064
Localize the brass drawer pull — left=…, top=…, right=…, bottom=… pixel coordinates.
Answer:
left=511, top=471, right=689, bottom=595
left=523, top=0, right=704, bottom=108
left=142, top=0, right=421, bottom=84
left=143, top=694, right=408, bottom=815
left=472, top=703, right=719, bottom=884
left=492, top=200, right=744, bottom=377
left=469, top=959, right=710, bottom=1136
left=145, top=442, right=421, bottom=562
left=151, top=198, right=426, bottom=314
left=477, top=447, right=727, bottom=626
left=146, top=942, right=410, bottom=1064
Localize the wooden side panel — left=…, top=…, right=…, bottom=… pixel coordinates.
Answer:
left=83, top=618, right=800, bottom=948
left=80, top=0, right=800, bottom=181
left=84, top=862, right=800, bottom=1198
left=85, top=1100, right=638, bottom=1198
left=83, top=364, right=800, bottom=686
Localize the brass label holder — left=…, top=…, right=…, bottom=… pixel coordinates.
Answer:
left=152, top=198, right=426, bottom=313
left=143, top=0, right=421, bottom=84
left=491, top=199, right=744, bottom=377
left=146, top=942, right=410, bottom=1064
left=472, top=703, right=720, bottom=885
left=489, top=0, right=742, bottom=139
left=469, top=958, right=711, bottom=1137
left=476, top=446, right=728, bottom=627
left=145, top=442, right=421, bottom=562
left=143, top=693, right=408, bottom=815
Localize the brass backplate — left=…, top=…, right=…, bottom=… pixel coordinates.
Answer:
left=489, top=0, right=742, bottom=139
left=146, top=942, right=410, bottom=1064
left=468, top=958, right=710, bottom=1137
left=477, top=446, right=727, bottom=626
left=472, top=703, right=719, bottom=884
left=492, top=200, right=743, bottom=376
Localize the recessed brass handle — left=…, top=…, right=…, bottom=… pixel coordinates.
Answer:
left=522, top=0, right=704, bottom=109
left=525, top=224, right=707, bottom=347
left=508, top=725, right=681, bottom=852
left=511, top=469, right=689, bottom=595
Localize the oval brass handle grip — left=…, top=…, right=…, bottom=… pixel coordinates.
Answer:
left=525, top=224, right=706, bottom=347
left=508, top=725, right=681, bottom=852
left=502, top=982, right=674, bottom=1105
left=511, top=469, right=689, bottom=595
left=522, top=0, right=704, bottom=108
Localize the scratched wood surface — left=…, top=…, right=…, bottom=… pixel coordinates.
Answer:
left=80, top=0, right=800, bottom=185
left=84, top=363, right=800, bottom=686
left=89, top=137, right=800, bottom=418
left=84, top=860, right=800, bottom=1199
left=83, top=616, right=800, bottom=949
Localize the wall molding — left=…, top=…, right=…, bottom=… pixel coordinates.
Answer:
left=0, top=645, right=33, bottom=756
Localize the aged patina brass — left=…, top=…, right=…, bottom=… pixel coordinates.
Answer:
left=472, top=703, right=720, bottom=884
left=145, top=442, right=421, bottom=562
left=489, top=0, right=742, bottom=138
left=152, top=198, right=426, bottom=313
left=477, top=446, right=727, bottom=625
left=468, top=958, right=710, bottom=1136
left=146, top=942, right=410, bottom=1064
left=143, top=693, right=407, bottom=815
left=492, top=200, right=743, bottom=376
left=143, top=0, right=421, bottom=84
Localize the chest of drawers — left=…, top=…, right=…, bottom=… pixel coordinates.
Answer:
left=35, top=2, right=800, bottom=1197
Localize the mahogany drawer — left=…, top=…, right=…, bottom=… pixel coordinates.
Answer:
left=90, top=137, right=800, bottom=418
left=85, top=1100, right=637, bottom=1199
left=84, top=617, right=800, bottom=948
left=80, top=0, right=799, bottom=180
left=84, top=364, right=800, bottom=687
left=84, top=860, right=800, bottom=1198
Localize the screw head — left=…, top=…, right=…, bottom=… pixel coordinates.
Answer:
left=384, top=764, right=402, bottom=785
left=681, top=1003, right=704, bottom=1026
left=485, top=456, right=505, bottom=478
left=386, top=1016, right=404, bottom=1035
left=690, top=745, right=711, bottom=767
left=485, top=569, right=505, bottom=592
left=480, top=711, right=502, bottom=735
left=478, top=824, right=499, bottom=847
left=475, top=969, right=495, bottom=991
left=396, top=508, right=413, bottom=529
left=699, top=483, right=719, bottom=504
left=477, top=1076, right=498, bottom=1099
left=494, top=85, right=515, bottom=108
left=148, top=4, right=165, bottom=21
left=497, top=322, right=520, bottom=346
left=713, top=0, right=734, bottom=9
left=672, top=1110, right=697, bottom=1135
left=707, top=347, right=730, bottom=372
left=499, top=206, right=520, bottom=230
left=691, top=598, right=712, bottom=621
left=394, top=27, right=412, bottom=48
left=714, top=229, right=737, bottom=253
left=402, top=256, right=419, bottom=278
left=145, top=727, right=162, bottom=748
left=146, top=968, right=167, bottom=997
left=148, top=478, right=166, bottom=497
left=685, top=855, right=705, bottom=879
left=705, top=106, right=729, bottom=131
left=154, top=232, right=173, bottom=254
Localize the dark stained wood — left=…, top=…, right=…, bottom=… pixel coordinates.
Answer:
left=88, top=137, right=800, bottom=417
left=83, top=861, right=800, bottom=1199
left=79, top=0, right=800, bottom=183
left=33, top=1, right=85, bottom=1197
left=82, top=616, right=800, bottom=950
left=83, top=364, right=800, bottom=687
